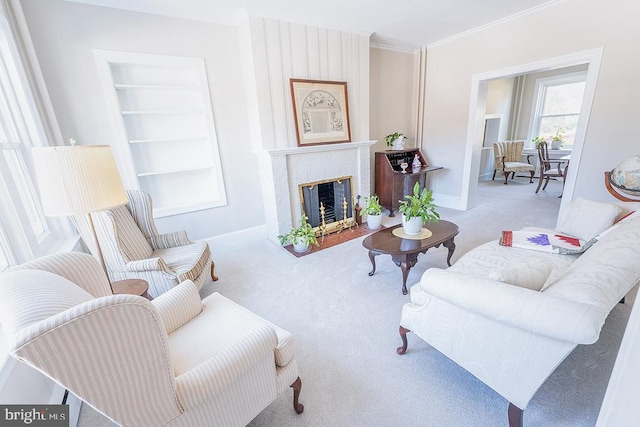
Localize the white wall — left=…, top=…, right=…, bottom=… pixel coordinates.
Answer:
left=19, top=0, right=264, bottom=240
left=485, top=78, right=515, bottom=141
left=421, top=0, right=640, bottom=205
left=369, top=46, right=419, bottom=190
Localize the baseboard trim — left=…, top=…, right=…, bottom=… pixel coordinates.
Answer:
left=201, top=225, right=268, bottom=247
left=433, top=192, right=464, bottom=210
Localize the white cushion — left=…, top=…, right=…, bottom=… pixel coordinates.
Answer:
left=486, top=260, right=553, bottom=291
left=556, top=198, right=622, bottom=241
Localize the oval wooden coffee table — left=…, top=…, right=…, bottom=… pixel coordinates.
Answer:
left=362, top=220, right=459, bottom=295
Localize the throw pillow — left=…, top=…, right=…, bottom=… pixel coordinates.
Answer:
left=556, top=197, right=622, bottom=241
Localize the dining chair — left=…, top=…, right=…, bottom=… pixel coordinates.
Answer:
left=535, top=141, right=568, bottom=195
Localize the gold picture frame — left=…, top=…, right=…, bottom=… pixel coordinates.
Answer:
left=290, top=79, right=351, bottom=146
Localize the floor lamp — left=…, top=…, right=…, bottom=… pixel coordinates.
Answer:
left=32, top=145, right=127, bottom=291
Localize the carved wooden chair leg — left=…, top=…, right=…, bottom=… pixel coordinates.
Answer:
left=210, top=261, right=219, bottom=281
left=290, top=377, right=304, bottom=414
left=529, top=170, right=534, bottom=183
left=508, top=403, right=523, bottom=427
left=535, top=174, right=544, bottom=193
left=397, top=325, right=411, bottom=355
left=503, top=171, right=509, bottom=185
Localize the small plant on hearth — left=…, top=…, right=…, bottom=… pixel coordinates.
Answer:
left=359, top=195, right=382, bottom=217
left=360, top=194, right=383, bottom=229
left=278, top=214, right=319, bottom=252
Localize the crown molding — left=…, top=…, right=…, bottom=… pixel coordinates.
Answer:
left=426, top=0, right=568, bottom=49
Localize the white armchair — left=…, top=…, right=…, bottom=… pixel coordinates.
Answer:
left=0, top=252, right=303, bottom=427
left=77, top=189, right=217, bottom=298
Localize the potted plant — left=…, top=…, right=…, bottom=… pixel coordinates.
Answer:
left=278, top=214, right=319, bottom=253
left=532, top=136, right=546, bottom=148
left=550, top=128, right=564, bottom=149
left=360, top=195, right=383, bottom=229
left=385, top=132, right=406, bottom=150
left=398, top=182, right=439, bottom=235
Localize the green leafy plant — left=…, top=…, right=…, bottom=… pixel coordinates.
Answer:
left=384, top=132, right=405, bottom=147
left=398, top=182, right=439, bottom=224
left=532, top=136, right=546, bottom=148
left=278, top=214, right=319, bottom=246
left=360, top=195, right=382, bottom=217
left=551, top=128, right=565, bottom=142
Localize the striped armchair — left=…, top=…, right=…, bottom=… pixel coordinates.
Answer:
left=0, top=252, right=304, bottom=427
left=492, top=141, right=535, bottom=185
left=80, top=189, right=217, bottom=298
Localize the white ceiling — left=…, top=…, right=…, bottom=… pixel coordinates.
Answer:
left=66, top=0, right=557, bottom=49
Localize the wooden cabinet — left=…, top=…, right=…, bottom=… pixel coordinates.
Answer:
left=374, top=149, right=442, bottom=216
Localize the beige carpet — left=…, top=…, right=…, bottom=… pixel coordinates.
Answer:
left=78, top=178, right=631, bottom=426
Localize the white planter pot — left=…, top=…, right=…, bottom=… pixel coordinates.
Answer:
left=292, top=239, right=310, bottom=253
left=402, top=215, right=423, bottom=235
left=551, top=140, right=562, bottom=149
left=366, top=213, right=382, bottom=230
left=392, top=137, right=405, bottom=150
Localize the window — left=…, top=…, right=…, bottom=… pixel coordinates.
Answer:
left=530, top=71, right=587, bottom=148
left=0, top=16, right=59, bottom=271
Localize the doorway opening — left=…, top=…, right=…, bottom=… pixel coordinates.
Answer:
left=462, top=48, right=604, bottom=215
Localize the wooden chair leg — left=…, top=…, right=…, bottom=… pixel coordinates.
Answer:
left=529, top=170, right=534, bottom=183
left=503, top=171, right=509, bottom=185
left=542, top=176, right=550, bottom=191
left=210, top=261, right=219, bottom=281
left=290, top=377, right=304, bottom=414
left=508, top=403, right=523, bottom=427
left=535, top=174, right=544, bottom=193
left=492, top=170, right=497, bottom=181
left=397, top=325, right=410, bottom=355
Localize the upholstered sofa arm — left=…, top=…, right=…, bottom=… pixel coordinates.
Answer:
left=175, top=323, right=278, bottom=409
left=152, top=280, right=203, bottom=334
left=149, top=231, right=193, bottom=249
left=125, top=258, right=174, bottom=275
left=414, top=268, right=606, bottom=344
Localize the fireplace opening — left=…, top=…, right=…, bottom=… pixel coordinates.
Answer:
left=299, top=176, right=354, bottom=235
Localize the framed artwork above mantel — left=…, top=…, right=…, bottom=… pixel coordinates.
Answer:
left=290, top=78, right=351, bottom=147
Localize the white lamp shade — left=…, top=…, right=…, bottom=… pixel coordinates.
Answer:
left=32, top=145, right=127, bottom=216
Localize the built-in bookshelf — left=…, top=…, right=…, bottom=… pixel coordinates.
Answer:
left=94, top=50, right=227, bottom=217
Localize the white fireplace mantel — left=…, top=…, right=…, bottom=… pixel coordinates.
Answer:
left=261, top=140, right=376, bottom=156
left=256, top=140, right=376, bottom=242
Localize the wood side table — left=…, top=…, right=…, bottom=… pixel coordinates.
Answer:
left=111, top=278, right=152, bottom=300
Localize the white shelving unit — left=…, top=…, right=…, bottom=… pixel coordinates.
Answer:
left=94, top=50, right=227, bottom=218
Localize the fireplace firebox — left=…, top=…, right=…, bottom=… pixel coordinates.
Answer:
left=298, top=176, right=355, bottom=235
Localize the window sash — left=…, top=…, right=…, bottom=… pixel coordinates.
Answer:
left=0, top=15, right=66, bottom=269
left=529, top=72, right=587, bottom=147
